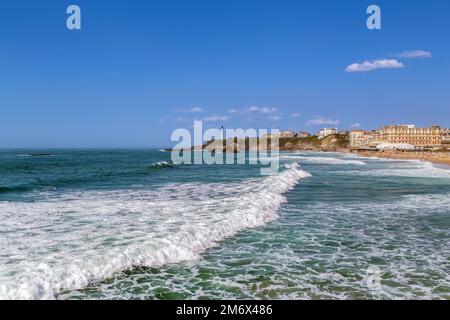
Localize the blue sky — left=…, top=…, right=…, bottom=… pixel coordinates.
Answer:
left=1, top=0, right=449, bottom=148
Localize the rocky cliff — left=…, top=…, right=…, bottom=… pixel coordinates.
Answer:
left=201, top=134, right=350, bottom=152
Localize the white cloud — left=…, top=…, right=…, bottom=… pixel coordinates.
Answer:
left=290, top=112, right=301, bottom=118
left=306, top=117, right=340, bottom=126
left=396, top=50, right=432, bottom=59
left=228, top=108, right=238, bottom=114
left=350, top=122, right=361, bottom=128
left=346, top=59, right=404, bottom=73
left=202, top=115, right=230, bottom=122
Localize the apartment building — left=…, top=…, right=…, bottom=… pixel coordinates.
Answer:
left=350, top=130, right=369, bottom=149
left=318, top=128, right=337, bottom=140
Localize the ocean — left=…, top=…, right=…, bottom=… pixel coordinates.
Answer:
left=0, top=149, right=449, bottom=300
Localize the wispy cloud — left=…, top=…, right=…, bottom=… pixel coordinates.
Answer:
left=228, top=106, right=278, bottom=115
left=306, top=117, right=340, bottom=126
left=396, top=50, right=432, bottom=59
left=247, top=106, right=278, bottom=114
left=247, top=106, right=284, bottom=122
left=227, top=106, right=283, bottom=122
left=170, top=114, right=230, bottom=123
left=346, top=59, right=404, bottom=73
left=267, top=115, right=282, bottom=121
left=202, top=115, right=230, bottom=122
left=289, top=112, right=301, bottom=118
left=173, top=116, right=189, bottom=123
left=176, top=107, right=205, bottom=113
left=350, top=122, right=361, bottom=128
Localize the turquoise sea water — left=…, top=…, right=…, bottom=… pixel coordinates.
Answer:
left=0, top=150, right=449, bottom=299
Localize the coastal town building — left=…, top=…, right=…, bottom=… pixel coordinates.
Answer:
left=379, top=125, right=442, bottom=149
left=318, top=128, right=337, bottom=140
left=279, top=130, right=295, bottom=138
left=350, top=125, right=447, bottom=150
left=350, top=130, right=388, bottom=149
left=296, top=131, right=311, bottom=138
left=350, top=130, right=372, bottom=149
left=443, top=129, right=450, bottom=144
left=376, top=142, right=415, bottom=151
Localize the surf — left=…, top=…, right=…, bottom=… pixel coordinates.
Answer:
left=0, top=163, right=310, bottom=300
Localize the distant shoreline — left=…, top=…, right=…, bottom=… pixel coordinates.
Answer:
left=168, top=135, right=450, bottom=167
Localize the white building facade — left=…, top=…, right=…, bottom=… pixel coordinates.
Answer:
left=318, top=128, right=337, bottom=140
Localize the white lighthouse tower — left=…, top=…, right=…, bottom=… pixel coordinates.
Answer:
left=220, top=126, right=224, bottom=140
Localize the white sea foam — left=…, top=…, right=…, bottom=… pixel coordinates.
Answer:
left=345, top=160, right=450, bottom=179
left=280, top=155, right=366, bottom=165
left=0, top=163, right=310, bottom=300
left=60, top=192, right=450, bottom=300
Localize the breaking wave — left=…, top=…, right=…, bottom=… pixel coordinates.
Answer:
left=17, top=153, right=55, bottom=157
left=147, top=160, right=176, bottom=169
left=0, top=163, right=310, bottom=299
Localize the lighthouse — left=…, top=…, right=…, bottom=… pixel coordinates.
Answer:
left=220, top=126, right=224, bottom=140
